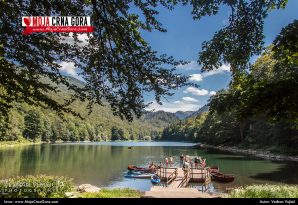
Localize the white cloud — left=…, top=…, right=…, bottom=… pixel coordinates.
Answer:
left=202, top=64, right=230, bottom=77
left=209, top=91, right=216, bottom=96
left=182, top=62, right=230, bottom=82
left=183, top=87, right=209, bottom=96
left=189, top=74, right=203, bottom=82
left=61, top=33, right=89, bottom=46
left=59, top=62, right=77, bottom=76
left=177, top=61, right=201, bottom=70
left=182, top=97, right=199, bottom=103
left=145, top=100, right=200, bottom=113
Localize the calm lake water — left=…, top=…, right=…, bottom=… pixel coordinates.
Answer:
left=0, top=141, right=297, bottom=193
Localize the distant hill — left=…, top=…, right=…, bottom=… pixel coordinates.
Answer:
left=174, top=111, right=194, bottom=120
left=187, top=105, right=209, bottom=119
left=142, top=111, right=179, bottom=129
left=160, top=105, right=210, bottom=141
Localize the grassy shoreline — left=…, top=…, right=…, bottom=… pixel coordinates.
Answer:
left=196, top=143, right=298, bottom=162
left=0, top=140, right=44, bottom=148
left=228, top=184, right=298, bottom=198
left=1, top=175, right=297, bottom=198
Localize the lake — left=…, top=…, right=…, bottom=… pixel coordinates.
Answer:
left=0, top=141, right=297, bottom=193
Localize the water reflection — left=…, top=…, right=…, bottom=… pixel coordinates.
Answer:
left=0, top=142, right=297, bottom=192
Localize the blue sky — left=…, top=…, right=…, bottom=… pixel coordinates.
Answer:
left=141, top=0, right=298, bottom=112
left=61, top=1, right=298, bottom=112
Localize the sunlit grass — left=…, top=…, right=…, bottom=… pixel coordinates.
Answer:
left=80, top=188, right=143, bottom=198
left=228, top=184, right=298, bottom=198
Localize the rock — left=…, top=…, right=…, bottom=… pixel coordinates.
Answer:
left=65, top=192, right=78, bottom=198
left=77, top=184, right=101, bottom=193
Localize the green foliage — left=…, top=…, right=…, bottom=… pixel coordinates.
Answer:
left=273, top=20, right=298, bottom=65
left=0, top=1, right=191, bottom=121
left=0, top=0, right=289, bottom=121
left=229, top=184, right=298, bottom=198
left=0, top=77, right=179, bottom=142
left=197, top=0, right=288, bottom=75
left=80, top=188, right=142, bottom=198
left=208, top=20, right=298, bottom=123
left=0, top=175, right=73, bottom=198
left=162, top=21, right=298, bottom=154
left=23, top=110, right=43, bottom=142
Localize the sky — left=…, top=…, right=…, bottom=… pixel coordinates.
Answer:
left=61, top=0, right=298, bottom=113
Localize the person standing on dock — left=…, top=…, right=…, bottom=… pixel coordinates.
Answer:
left=165, top=157, right=169, bottom=167
left=185, top=155, right=190, bottom=163
left=169, top=156, right=173, bottom=167
left=201, top=158, right=206, bottom=168
left=180, top=154, right=184, bottom=168
left=194, top=157, right=199, bottom=169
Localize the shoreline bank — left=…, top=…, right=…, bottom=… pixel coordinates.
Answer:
left=195, top=143, right=298, bottom=162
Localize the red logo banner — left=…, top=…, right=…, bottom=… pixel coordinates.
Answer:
left=22, top=26, right=94, bottom=35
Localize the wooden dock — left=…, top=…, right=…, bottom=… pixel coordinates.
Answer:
left=144, top=187, right=220, bottom=198
left=144, top=166, right=215, bottom=198
left=156, top=167, right=211, bottom=188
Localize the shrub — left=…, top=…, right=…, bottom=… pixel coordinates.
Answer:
left=80, top=188, right=142, bottom=198
left=0, top=175, right=73, bottom=198
left=229, top=184, right=298, bottom=198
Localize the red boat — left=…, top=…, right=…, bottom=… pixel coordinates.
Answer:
left=209, top=166, right=219, bottom=173
left=127, top=165, right=152, bottom=172
left=211, top=172, right=235, bottom=183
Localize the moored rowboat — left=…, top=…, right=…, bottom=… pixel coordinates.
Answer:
left=124, top=173, right=154, bottom=179
left=211, top=172, right=235, bottom=183
left=209, top=166, right=219, bottom=173
left=127, top=165, right=152, bottom=172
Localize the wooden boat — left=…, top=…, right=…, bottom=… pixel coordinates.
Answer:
left=127, top=165, right=148, bottom=171
left=124, top=173, right=154, bottom=179
left=211, top=172, right=235, bottom=183
left=127, top=165, right=154, bottom=173
left=127, top=170, right=144, bottom=175
left=209, top=166, right=219, bottom=173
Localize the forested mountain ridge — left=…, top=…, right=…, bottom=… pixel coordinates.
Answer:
left=0, top=77, right=181, bottom=142
left=174, top=111, right=194, bottom=120
left=186, top=105, right=209, bottom=119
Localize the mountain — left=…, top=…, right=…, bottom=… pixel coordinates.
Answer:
left=174, top=111, right=194, bottom=120
left=160, top=105, right=210, bottom=141
left=0, top=76, right=181, bottom=142
left=142, top=111, right=179, bottom=129
left=187, top=105, right=209, bottom=119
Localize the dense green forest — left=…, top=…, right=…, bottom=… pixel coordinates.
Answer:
left=162, top=21, right=298, bottom=155
left=0, top=77, right=183, bottom=143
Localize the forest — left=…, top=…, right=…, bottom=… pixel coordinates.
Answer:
left=1, top=1, right=297, bottom=153
left=161, top=20, right=298, bottom=155
left=0, top=76, right=182, bottom=143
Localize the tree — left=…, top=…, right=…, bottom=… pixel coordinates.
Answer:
left=78, top=125, right=89, bottom=141
left=196, top=0, right=288, bottom=76
left=23, top=110, right=43, bottom=141
left=0, top=0, right=289, bottom=121
left=0, top=0, right=190, bottom=121
left=0, top=108, right=24, bottom=141
left=41, top=117, right=52, bottom=142
left=209, top=20, right=298, bottom=123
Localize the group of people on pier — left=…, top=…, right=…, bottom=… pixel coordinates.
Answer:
left=159, top=154, right=207, bottom=169
left=180, top=154, right=206, bottom=169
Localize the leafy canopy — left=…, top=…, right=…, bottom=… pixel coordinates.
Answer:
left=0, top=0, right=289, bottom=121
left=0, top=0, right=190, bottom=121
